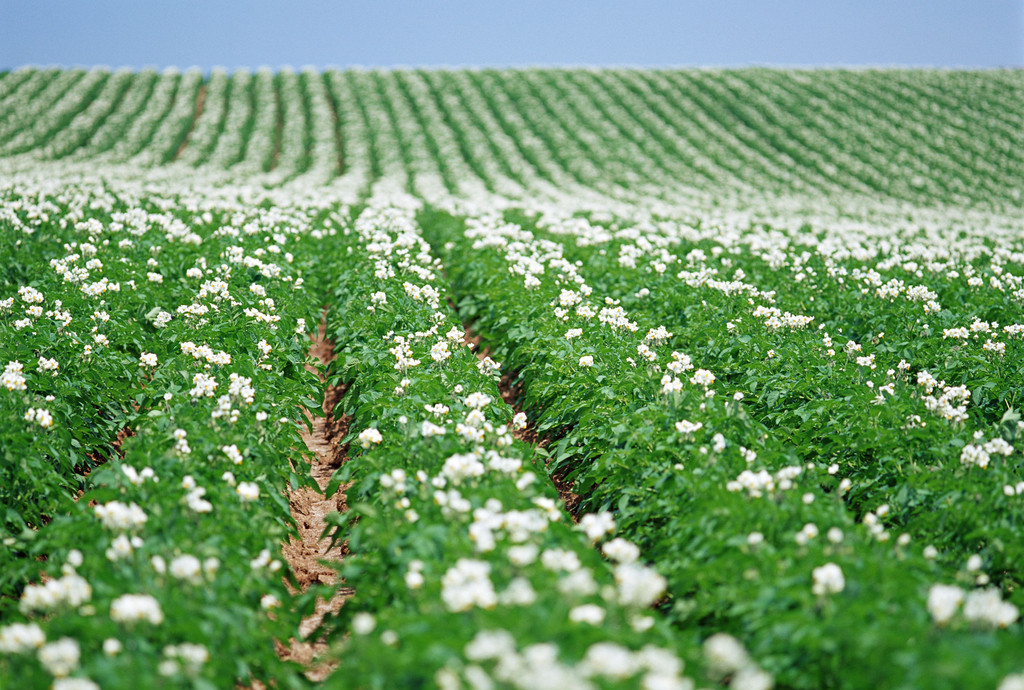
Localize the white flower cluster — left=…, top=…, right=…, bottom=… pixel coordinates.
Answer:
left=18, top=285, right=44, bottom=304
left=94, top=501, right=148, bottom=532
left=660, top=374, right=682, bottom=394
left=464, top=391, right=492, bottom=409
left=1002, top=480, right=1024, bottom=497
left=917, top=371, right=971, bottom=424
left=184, top=485, right=212, bottom=513
left=236, top=481, right=260, bottom=502
left=121, top=465, right=156, bottom=486
left=421, top=420, right=446, bottom=438
left=578, top=511, right=616, bottom=542
left=430, top=340, right=451, bottom=362
left=665, top=351, right=694, bottom=373
left=198, top=278, right=231, bottom=301
left=1000, top=674, right=1024, bottom=690
left=169, top=555, right=203, bottom=583
left=960, top=437, right=1013, bottom=469
left=467, top=503, right=553, bottom=552
left=189, top=372, right=218, bottom=399
left=159, top=642, right=210, bottom=677
left=602, top=537, right=641, bottom=564
left=456, top=422, right=485, bottom=443
left=0, top=622, right=46, bottom=653
left=403, top=281, right=442, bottom=309
left=19, top=572, right=92, bottom=614
left=690, top=368, right=716, bottom=388
left=24, top=407, right=54, bottom=428
left=597, top=305, right=638, bottom=332
left=105, top=533, right=144, bottom=561
left=180, top=341, right=232, bottom=366
left=227, top=373, right=255, bottom=404
left=726, top=465, right=803, bottom=497
left=640, top=322, right=673, bottom=343
left=704, top=633, right=774, bottom=688
left=243, top=307, right=281, bottom=329
left=249, top=548, right=282, bottom=572
left=358, top=427, right=383, bottom=449
left=675, top=419, right=703, bottom=435
left=256, top=339, right=273, bottom=369
left=754, top=305, right=815, bottom=330
left=2, top=361, right=27, bottom=391
left=442, top=452, right=486, bottom=485
left=448, top=630, right=694, bottom=689
left=389, top=337, right=421, bottom=370
left=222, top=444, right=244, bottom=465
left=928, top=584, right=1019, bottom=629
left=441, top=558, right=497, bottom=612
left=614, top=562, right=667, bottom=608
left=172, top=428, right=191, bottom=455
left=982, top=339, right=1006, bottom=355
left=110, top=593, right=164, bottom=625
left=38, top=637, right=80, bottom=677
left=811, top=562, right=846, bottom=596
left=483, top=450, right=522, bottom=474
left=636, top=342, right=657, bottom=362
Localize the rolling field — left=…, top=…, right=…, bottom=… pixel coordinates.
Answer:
left=0, top=65, right=1023, bottom=689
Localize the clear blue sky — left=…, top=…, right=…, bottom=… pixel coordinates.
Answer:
left=2, top=0, right=1021, bottom=71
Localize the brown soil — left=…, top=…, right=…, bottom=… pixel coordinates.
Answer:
left=276, top=317, right=352, bottom=681
left=75, top=425, right=136, bottom=494
left=461, top=325, right=582, bottom=519
left=174, top=83, right=206, bottom=161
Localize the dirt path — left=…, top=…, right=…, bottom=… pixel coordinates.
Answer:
left=173, top=83, right=206, bottom=161
left=276, top=319, right=351, bottom=680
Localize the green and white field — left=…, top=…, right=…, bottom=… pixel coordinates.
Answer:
left=0, top=65, right=1023, bottom=689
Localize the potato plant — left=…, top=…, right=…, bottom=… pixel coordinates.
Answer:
left=1, top=65, right=1023, bottom=689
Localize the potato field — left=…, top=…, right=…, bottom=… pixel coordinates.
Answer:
left=0, top=65, right=1023, bottom=689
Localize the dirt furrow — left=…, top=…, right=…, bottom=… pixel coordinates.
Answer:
left=461, top=325, right=582, bottom=518
left=276, top=319, right=351, bottom=681
left=173, top=82, right=206, bottom=161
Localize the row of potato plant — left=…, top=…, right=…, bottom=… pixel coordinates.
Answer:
left=320, top=203, right=766, bottom=689
left=421, top=207, right=1024, bottom=689
left=7, top=67, right=1023, bottom=216
left=0, top=182, right=331, bottom=688
left=521, top=208, right=1024, bottom=578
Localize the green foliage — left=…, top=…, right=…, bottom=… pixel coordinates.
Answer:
left=3, top=64, right=1024, bottom=689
